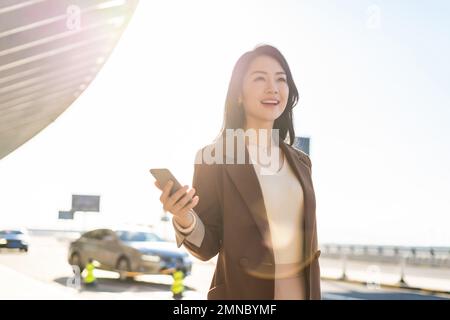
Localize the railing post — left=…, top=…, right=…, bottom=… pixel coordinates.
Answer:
left=398, top=251, right=408, bottom=288
left=340, top=250, right=348, bottom=281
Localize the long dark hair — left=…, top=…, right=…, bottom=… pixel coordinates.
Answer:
left=217, top=44, right=299, bottom=145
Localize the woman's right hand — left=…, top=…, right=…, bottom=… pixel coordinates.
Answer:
left=154, top=180, right=199, bottom=228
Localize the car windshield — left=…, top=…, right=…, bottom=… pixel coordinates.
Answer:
left=116, top=231, right=162, bottom=242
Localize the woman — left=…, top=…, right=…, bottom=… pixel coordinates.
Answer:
left=155, top=45, right=321, bottom=300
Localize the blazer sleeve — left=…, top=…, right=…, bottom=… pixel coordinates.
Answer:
left=173, top=209, right=205, bottom=248
left=172, top=148, right=223, bottom=261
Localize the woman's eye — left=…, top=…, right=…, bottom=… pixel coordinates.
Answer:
left=254, top=77, right=265, bottom=81
left=278, top=78, right=287, bottom=82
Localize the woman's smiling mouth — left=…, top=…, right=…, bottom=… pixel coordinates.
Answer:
left=260, top=99, right=280, bottom=107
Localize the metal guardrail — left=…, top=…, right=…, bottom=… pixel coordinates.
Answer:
left=320, top=244, right=450, bottom=268
left=320, top=244, right=450, bottom=289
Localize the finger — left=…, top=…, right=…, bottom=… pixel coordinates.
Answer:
left=154, top=180, right=162, bottom=190
left=178, top=196, right=199, bottom=216
left=159, top=180, right=173, bottom=204
left=173, top=188, right=196, bottom=213
left=166, top=185, right=189, bottom=210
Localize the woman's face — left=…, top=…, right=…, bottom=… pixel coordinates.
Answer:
left=241, top=55, right=289, bottom=128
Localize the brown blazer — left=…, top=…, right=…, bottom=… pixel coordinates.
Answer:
left=175, top=139, right=321, bottom=300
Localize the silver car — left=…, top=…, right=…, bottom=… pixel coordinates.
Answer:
left=68, top=228, right=192, bottom=280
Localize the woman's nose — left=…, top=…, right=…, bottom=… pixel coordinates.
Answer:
left=265, top=79, right=279, bottom=94
left=265, top=86, right=279, bottom=94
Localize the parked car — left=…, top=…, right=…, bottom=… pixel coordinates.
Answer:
left=68, top=228, right=192, bottom=280
left=0, top=229, right=29, bottom=252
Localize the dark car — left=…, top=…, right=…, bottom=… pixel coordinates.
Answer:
left=0, top=229, right=29, bottom=252
left=68, top=228, right=192, bottom=280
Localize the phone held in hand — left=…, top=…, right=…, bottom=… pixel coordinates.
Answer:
left=149, top=168, right=192, bottom=204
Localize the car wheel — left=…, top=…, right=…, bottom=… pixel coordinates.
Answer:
left=116, top=257, right=132, bottom=281
left=70, top=252, right=84, bottom=271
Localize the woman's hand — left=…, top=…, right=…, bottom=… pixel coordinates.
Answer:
left=154, top=180, right=199, bottom=228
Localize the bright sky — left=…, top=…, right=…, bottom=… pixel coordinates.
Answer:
left=1, top=0, right=449, bottom=247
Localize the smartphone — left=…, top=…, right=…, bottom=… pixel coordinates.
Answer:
left=150, top=168, right=192, bottom=203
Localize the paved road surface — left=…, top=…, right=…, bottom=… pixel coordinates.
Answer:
left=0, top=236, right=448, bottom=300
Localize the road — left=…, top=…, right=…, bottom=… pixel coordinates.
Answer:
left=0, top=236, right=448, bottom=300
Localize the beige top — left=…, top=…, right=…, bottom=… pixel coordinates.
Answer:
left=248, top=143, right=306, bottom=300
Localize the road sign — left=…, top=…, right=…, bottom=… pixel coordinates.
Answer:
left=58, top=211, right=74, bottom=220
left=71, top=195, right=100, bottom=212
left=294, top=136, right=310, bottom=155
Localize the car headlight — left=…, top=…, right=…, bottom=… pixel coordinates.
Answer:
left=0, top=239, right=7, bottom=245
left=141, top=255, right=160, bottom=263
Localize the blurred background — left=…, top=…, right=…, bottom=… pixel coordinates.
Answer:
left=0, top=0, right=449, bottom=300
